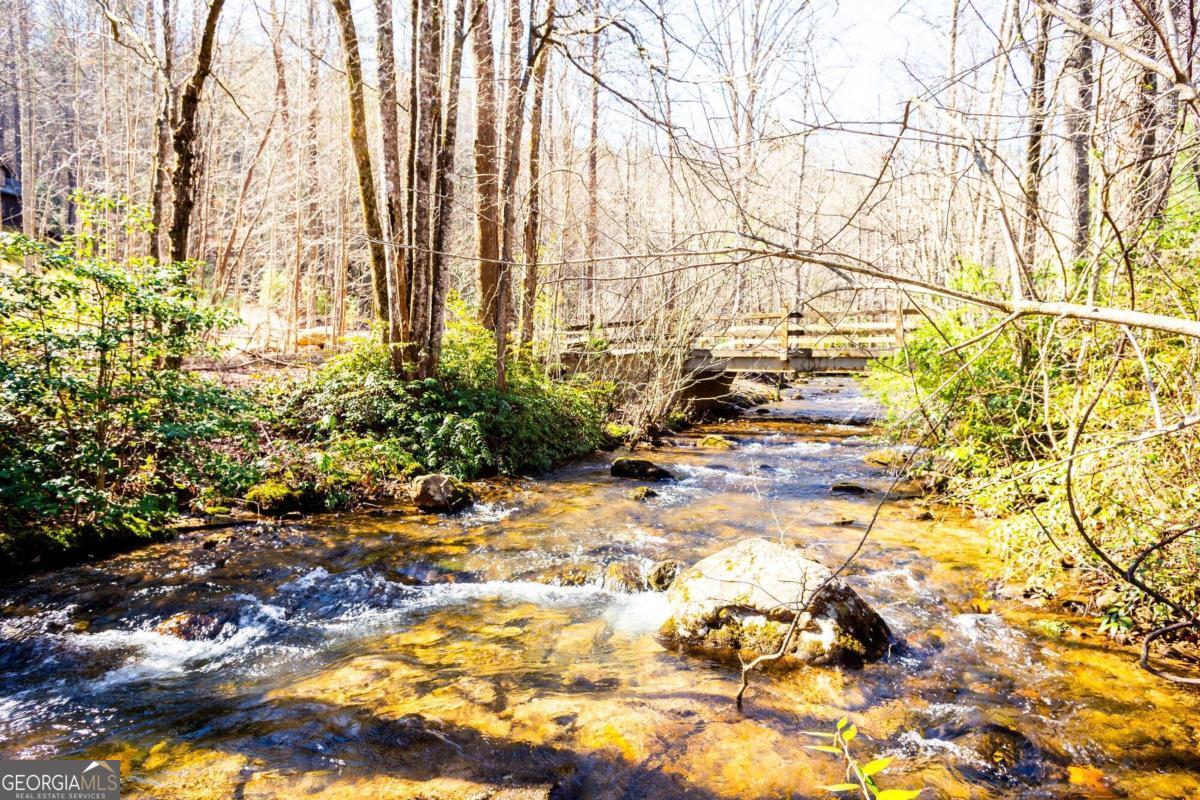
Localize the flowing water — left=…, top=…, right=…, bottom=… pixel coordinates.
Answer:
left=1, top=378, right=1198, bottom=799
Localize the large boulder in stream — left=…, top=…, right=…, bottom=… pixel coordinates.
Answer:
left=409, top=474, right=474, bottom=512
left=611, top=457, right=675, bottom=481
left=659, top=538, right=892, bottom=667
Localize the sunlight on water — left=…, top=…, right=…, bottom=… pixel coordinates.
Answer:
left=1, top=378, right=1198, bottom=799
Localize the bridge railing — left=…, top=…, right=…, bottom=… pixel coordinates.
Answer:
left=561, top=306, right=922, bottom=358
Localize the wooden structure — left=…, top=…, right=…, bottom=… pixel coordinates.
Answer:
left=563, top=306, right=922, bottom=375
left=0, top=163, right=20, bottom=231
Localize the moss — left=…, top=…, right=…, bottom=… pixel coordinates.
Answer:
left=242, top=475, right=342, bottom=515
left=243, top=480, right=299, bottom=515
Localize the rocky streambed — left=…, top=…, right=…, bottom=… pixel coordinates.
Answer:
left=1, top=378, right=1198, bottom=799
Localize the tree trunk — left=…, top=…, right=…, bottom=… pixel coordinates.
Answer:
left=1019, top=5, right=1050, bottom=282
left=165, top=0, right=226, bottom=265
left=409, top=0, right=442, bottom=376
left=374, top=0, right=409, bottom=361
left=148, top=0, right=174, bottom=265
left=473, top=0, right=502, bottom=332
left=1130, top=1, right=1161, bottom=225
left=519, top=12, right=552, bottom=347
left=492, top=0, right=527, bottom=389
left=17, top=0, right=35, bottom=240
left=584, top=0, right=600, bottom=326
left=428, top=0, right=471, bottom=370
left=331, top=0, right=391, bottom=335
left=268, top=2, right=300, bottom=349
left=1065, top=0, right=1093, bottom=265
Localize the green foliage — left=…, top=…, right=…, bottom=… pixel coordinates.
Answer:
left=803, top=717, right=922, bottom=799
left=866, top=210, right=1200, bottom=639
left=0, top=201, right=256, bottom=565
left=866, top=302, right=1051, bottom=475
left=278, top=294, right=613, bottom=479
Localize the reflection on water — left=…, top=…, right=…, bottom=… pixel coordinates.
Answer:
left=1, top=378, right=1198, bottom=799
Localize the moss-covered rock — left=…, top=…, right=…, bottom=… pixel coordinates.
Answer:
left=603, top=561, right=647, bottom=593
left=697, top=434, right=735, bottom=449
left=244, top=480, right=305, bottom=515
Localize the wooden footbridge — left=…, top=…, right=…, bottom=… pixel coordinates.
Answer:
left=562, top=306, right=922, bottom=376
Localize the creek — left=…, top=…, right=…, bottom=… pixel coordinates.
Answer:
left=1, top=378, right=1197, bottom=798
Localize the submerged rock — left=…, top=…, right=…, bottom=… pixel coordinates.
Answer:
left=155, top=611, right=228, bottom=641
left=815, top=514, right=857, bottom=527
left=626, top=486, right=658, bottom=502
left=647, top=559, right=683, bottom=591
left=409, top=473, right=474, bottom=512
left=904, top=504, right=934, bottom=521
left=659, top=538, right=891, bottom=667
left=603, top=561, right=647, bottom=593
left=831, top=481, right=871, bottom=496
left=610, top=457, right=675, bottom=481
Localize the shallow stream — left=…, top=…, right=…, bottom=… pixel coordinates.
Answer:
left=2, top=378, right=1198, bottom=798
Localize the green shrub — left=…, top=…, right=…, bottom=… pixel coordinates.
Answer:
left=277, top=294, right=613, bottom=479
left=0, top=204, right=257, bottom=565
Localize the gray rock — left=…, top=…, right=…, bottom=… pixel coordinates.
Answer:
left=659, top=538, right=891, bottom=667
left=410, top=473, right=474, bottom=512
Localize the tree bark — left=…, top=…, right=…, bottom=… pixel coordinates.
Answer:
left=165, top=0, right=226, bottom=265
left=1064, top=0, right=1094, bottom=264
left=17, top=0, right=35, bottom=240
left=374, top=0, right=409, bottom=360
left=584, top=0, right=600, bottom=326
left=1129, top=0, right=1161, bottom=226
left=1020, top=5, right=1051, bottom=274
left=148, top=0, right=174, bottom=265
left=519, top=8, right=552, bottom=347
left=408, top=0, right=443, bottom=376
left=428, top=0, right=472, bottom=370
left=473, top=0, right=503, bottom=332
left=331, top=0, right=390, bottom=335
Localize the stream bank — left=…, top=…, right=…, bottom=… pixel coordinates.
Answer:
left=1, top=378, right=1198, bottom=799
